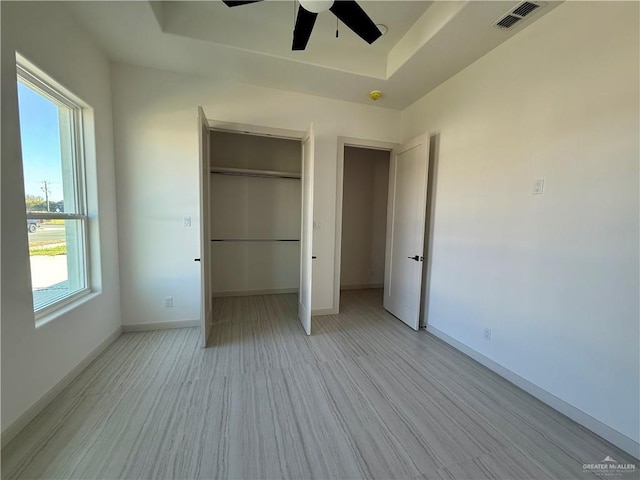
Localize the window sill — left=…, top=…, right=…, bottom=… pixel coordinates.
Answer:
left=35, top=291, right=101, bottom=329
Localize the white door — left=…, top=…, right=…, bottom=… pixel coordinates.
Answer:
left=384, top=133, right=430, bottom=330
left=298, top=124, right=315, bottom=335
left=198, top=107, right=212, bottom=347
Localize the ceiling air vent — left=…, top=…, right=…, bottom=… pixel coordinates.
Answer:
left=495, top=1, right=543, bottom=29
left=512, top=1, right=540, bottom=17
left=496, top=15, right=521, bottom=29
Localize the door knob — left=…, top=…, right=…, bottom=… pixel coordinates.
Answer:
left=194, top=258, right=201, bottom=262
left=407, top=255, right=423, bottom=261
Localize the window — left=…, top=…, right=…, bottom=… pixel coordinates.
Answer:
left=17, top=60, right=91, bottom=315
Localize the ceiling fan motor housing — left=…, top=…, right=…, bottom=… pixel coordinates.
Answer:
left=298, top=0, right=334, bottom=14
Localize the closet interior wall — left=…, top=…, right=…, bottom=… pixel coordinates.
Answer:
left=209, top=131, right=302, bottom=297
left=341, top=147, right=390, bottom=291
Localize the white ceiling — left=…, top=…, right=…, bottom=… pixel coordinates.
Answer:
left=162, top=1, right=432, bottom=78
left=66, top=1, right=561, bottom=109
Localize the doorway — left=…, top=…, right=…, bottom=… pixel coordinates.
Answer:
left=335, top=134, right=433, bottom=330
left=340, top=146, right=389, bottom=305
left=198, top=113, right=315, bottom=346
left=334, top=137, right=397, bottom=314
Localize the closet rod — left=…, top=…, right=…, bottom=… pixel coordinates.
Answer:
left=211, top=239, right=300, bottom=242
left=210, top=167, right=301, bottom=179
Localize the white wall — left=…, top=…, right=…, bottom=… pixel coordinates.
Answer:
left=1, top=2, right=121, bottom=434
left=210, top=130, right=301, bottom=172
left=111, top=63, right=400, bottom=324
left=341, top=147, right=389, bottom=288
left=210, top=175, right=301, bottom=295
left=403, top=1, right=639, bottom=448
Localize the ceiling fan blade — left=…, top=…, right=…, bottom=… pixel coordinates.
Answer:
left=329, top=0, right=381, bottom=44
left=292, top=6, right=318, bottom=51
left=222, top=0, right=263, bottom=6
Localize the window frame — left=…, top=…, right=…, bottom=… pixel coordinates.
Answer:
left=17, top=59, right=92, bottom=318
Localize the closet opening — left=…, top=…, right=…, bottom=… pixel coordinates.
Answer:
left=338, top=145, right=391, bottom=311
left=199, top=114, right=314, bottom=345
left=209, top=130, right=302, bottom=300
left=210, top=130, right=301, bottom=298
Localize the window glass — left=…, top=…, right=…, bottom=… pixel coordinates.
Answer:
left=17, top=71, right=89, bottom=313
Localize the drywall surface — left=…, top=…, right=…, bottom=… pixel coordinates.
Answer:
left=402, top=2, right=639, bottom=445
left=211, top=241, right=300, bottom=295
left=111, top=63, right=400, bottom=324
left=1, top=2, right=121, bottom=432
left=210, top=130, right=301, bottom=172
left=210, top=174, right=301, bottom=294
left=341, top=147, right=389, bottom=288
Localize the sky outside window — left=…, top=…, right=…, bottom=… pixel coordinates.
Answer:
left=17, top=81, right=65, bottom=203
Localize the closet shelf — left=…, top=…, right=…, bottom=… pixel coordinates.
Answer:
left=211, top=239, right=300, bottom=242
left=210, top=166, right=301, bottom=179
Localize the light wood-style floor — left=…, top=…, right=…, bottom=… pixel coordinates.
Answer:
left=2, top=289, right=635, bottom=479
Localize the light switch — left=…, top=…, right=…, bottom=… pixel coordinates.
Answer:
left=184, top=216, right=192, bottom=227
left=533, top=178, right=544, bottom=195
left=313, top=221, right=321, bottom=230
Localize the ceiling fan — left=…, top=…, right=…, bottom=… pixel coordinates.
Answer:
left=221, top=0, right=383, bottom=51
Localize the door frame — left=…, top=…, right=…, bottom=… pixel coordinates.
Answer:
left=333, top=136, right=399, bottom=314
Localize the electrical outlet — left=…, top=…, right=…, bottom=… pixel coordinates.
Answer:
left=483, top=328, right=492, bottom=341
left=533, top=178, right=544, bottom=195
left=165, top=296, right=173, bottom=308
left=183, top=216, right=192, bottom=227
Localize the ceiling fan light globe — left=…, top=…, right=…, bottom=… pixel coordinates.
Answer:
left=298, top=0, right=334, bottom=14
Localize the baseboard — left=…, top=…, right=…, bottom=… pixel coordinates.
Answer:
left=340, top=284, right=383, bottom=291
left=1, top=326, right=122, bottom=449
left=312, top=308, right=338, bottom=316
left=426, top=325, right=640, bottom=460
left=212, top=288, right=298, bottom=298
left=122, top=319, right=200, bottom=332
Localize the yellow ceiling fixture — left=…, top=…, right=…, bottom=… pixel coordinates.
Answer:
left=369, top=90, right=382, bottom=101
